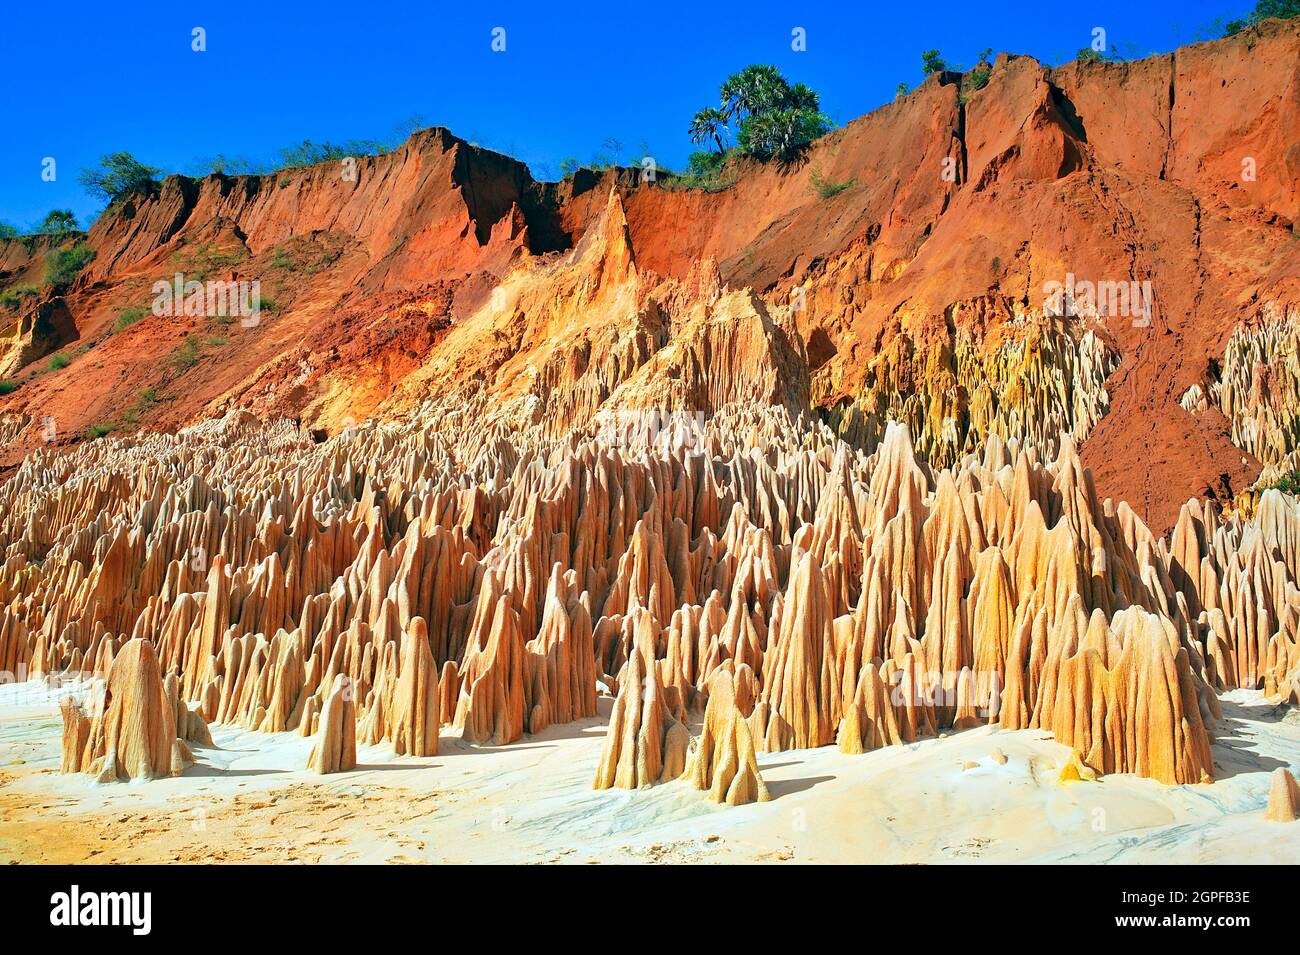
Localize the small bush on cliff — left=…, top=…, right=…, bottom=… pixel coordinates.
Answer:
left=921, top=50, right=949, bottom=75
left=79, top=152, right=161, bottom=206
left=809, top=168, right=854, bottom=200
left=195, top=154, right=267, bottom=176
left=0, top=285, right=40, bottom=310
left=196, top=118, right=428, bottom=178
left=1266, top=470, right=1300, bottom=495
left=113, top=305, right=147, bottom=332
left=118, top=388, right=160, bottom=427
left=35, top=210, right=79, bottom=235
left=966, top=51, right=994, bottom=87
left=171, top=335, right=201, bottom=372
left=1227, top=0, right=1300, bottom=34
left=661, top=150, right=739, bottom=192
left=687, top=150, right=729, bottom=178
left=168, top=331, right=233, bottom=375
left=44, top=241, right=95, bottom=291
left=957, top=50, right=994, bottom=104
left=0, top=222, right=18, bottom=239
left=172, top=241, right=245, bottom=281
left=46, top=353, right=70, bottom=372
left=0, top=381, right=19, bottom=395
left=276, top=139, right=384, bottom=169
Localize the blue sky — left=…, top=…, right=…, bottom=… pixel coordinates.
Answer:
left=0, top=0, right=1252, bottom=229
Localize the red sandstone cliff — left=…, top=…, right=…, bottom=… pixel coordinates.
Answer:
left=0, top=20, right=1296, bottom=531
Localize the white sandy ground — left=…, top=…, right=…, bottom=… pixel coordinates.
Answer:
left=0, top=681, right=1297, bottom=864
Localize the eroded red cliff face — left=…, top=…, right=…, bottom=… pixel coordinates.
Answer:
left=0, top=21, right=1296, bottom=530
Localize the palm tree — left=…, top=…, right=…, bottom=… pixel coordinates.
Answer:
left=688, top=108, right=729, bottom=153
left=784, top=83, right=820, bottom=112
left=720, top=64, right=787, bottom=121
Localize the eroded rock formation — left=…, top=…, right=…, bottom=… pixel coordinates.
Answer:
left=1265, top=767, right=1300, bottom=822
left=59, top=637, right=194, bottom=781
left=593, top=619, right=690, bottom=790
left=19, top=394, right=1296, bottom=798
left=308, top=674, right=357, bottom=774
left=682, top=669, right=770, bottom=805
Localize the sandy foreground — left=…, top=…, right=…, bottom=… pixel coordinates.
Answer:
left=1, top=681, right=1297, bottom=865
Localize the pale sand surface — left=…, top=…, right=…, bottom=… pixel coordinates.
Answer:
left=1, top=682, right=1297, bottom=864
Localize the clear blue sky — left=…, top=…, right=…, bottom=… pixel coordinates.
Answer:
left=0, top=0, right=1251, bottom=229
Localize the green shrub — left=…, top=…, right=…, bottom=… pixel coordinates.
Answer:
left=47, top=353, right=70, bottom=372
left=809, top=168, right=854, bottom=200
left=958, top=51, right=994, bottom=105
left=196, top=154, right=266, bottom=176
left=689, top=150, right=728, bottom=177
left=113, top=305, right=148, bottom=332
left=276, top=139, right=385, bottom=169
left=171, top=335, right=200, bottom=372
left=1227, top=0, right=1299, bottom=34
left=173, top=241, right=244, bottom=281
left=662, top=150, right=739, bottom=193
left=0, top=380, right=19, bottom=395
left=0, top=284, right=40, bottom=310
left=195, top=119, right=426, bottom=179
left=921, top=50, right=949, bottom=75
left=0, top=222, right=18, bottom=239
left=78, top=152, right=161, bottom=206
left=86, top=422, right=115, bottom=440
left=36, top=210, right=79, bottom=235
left=44, top=242, right=95, bottom=291
left=119, top=388, right=161, bottom=427
left=1267, top=471, right=1300, bottom=495
left=266, top=236, right=340, bottom=277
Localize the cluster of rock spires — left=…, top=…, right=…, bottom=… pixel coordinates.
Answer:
left=1183, top=303, right=1300, bottom=488
left=3, top=399, right=1292, bottom=804
left=828, top=320, right=1117, bottom=471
